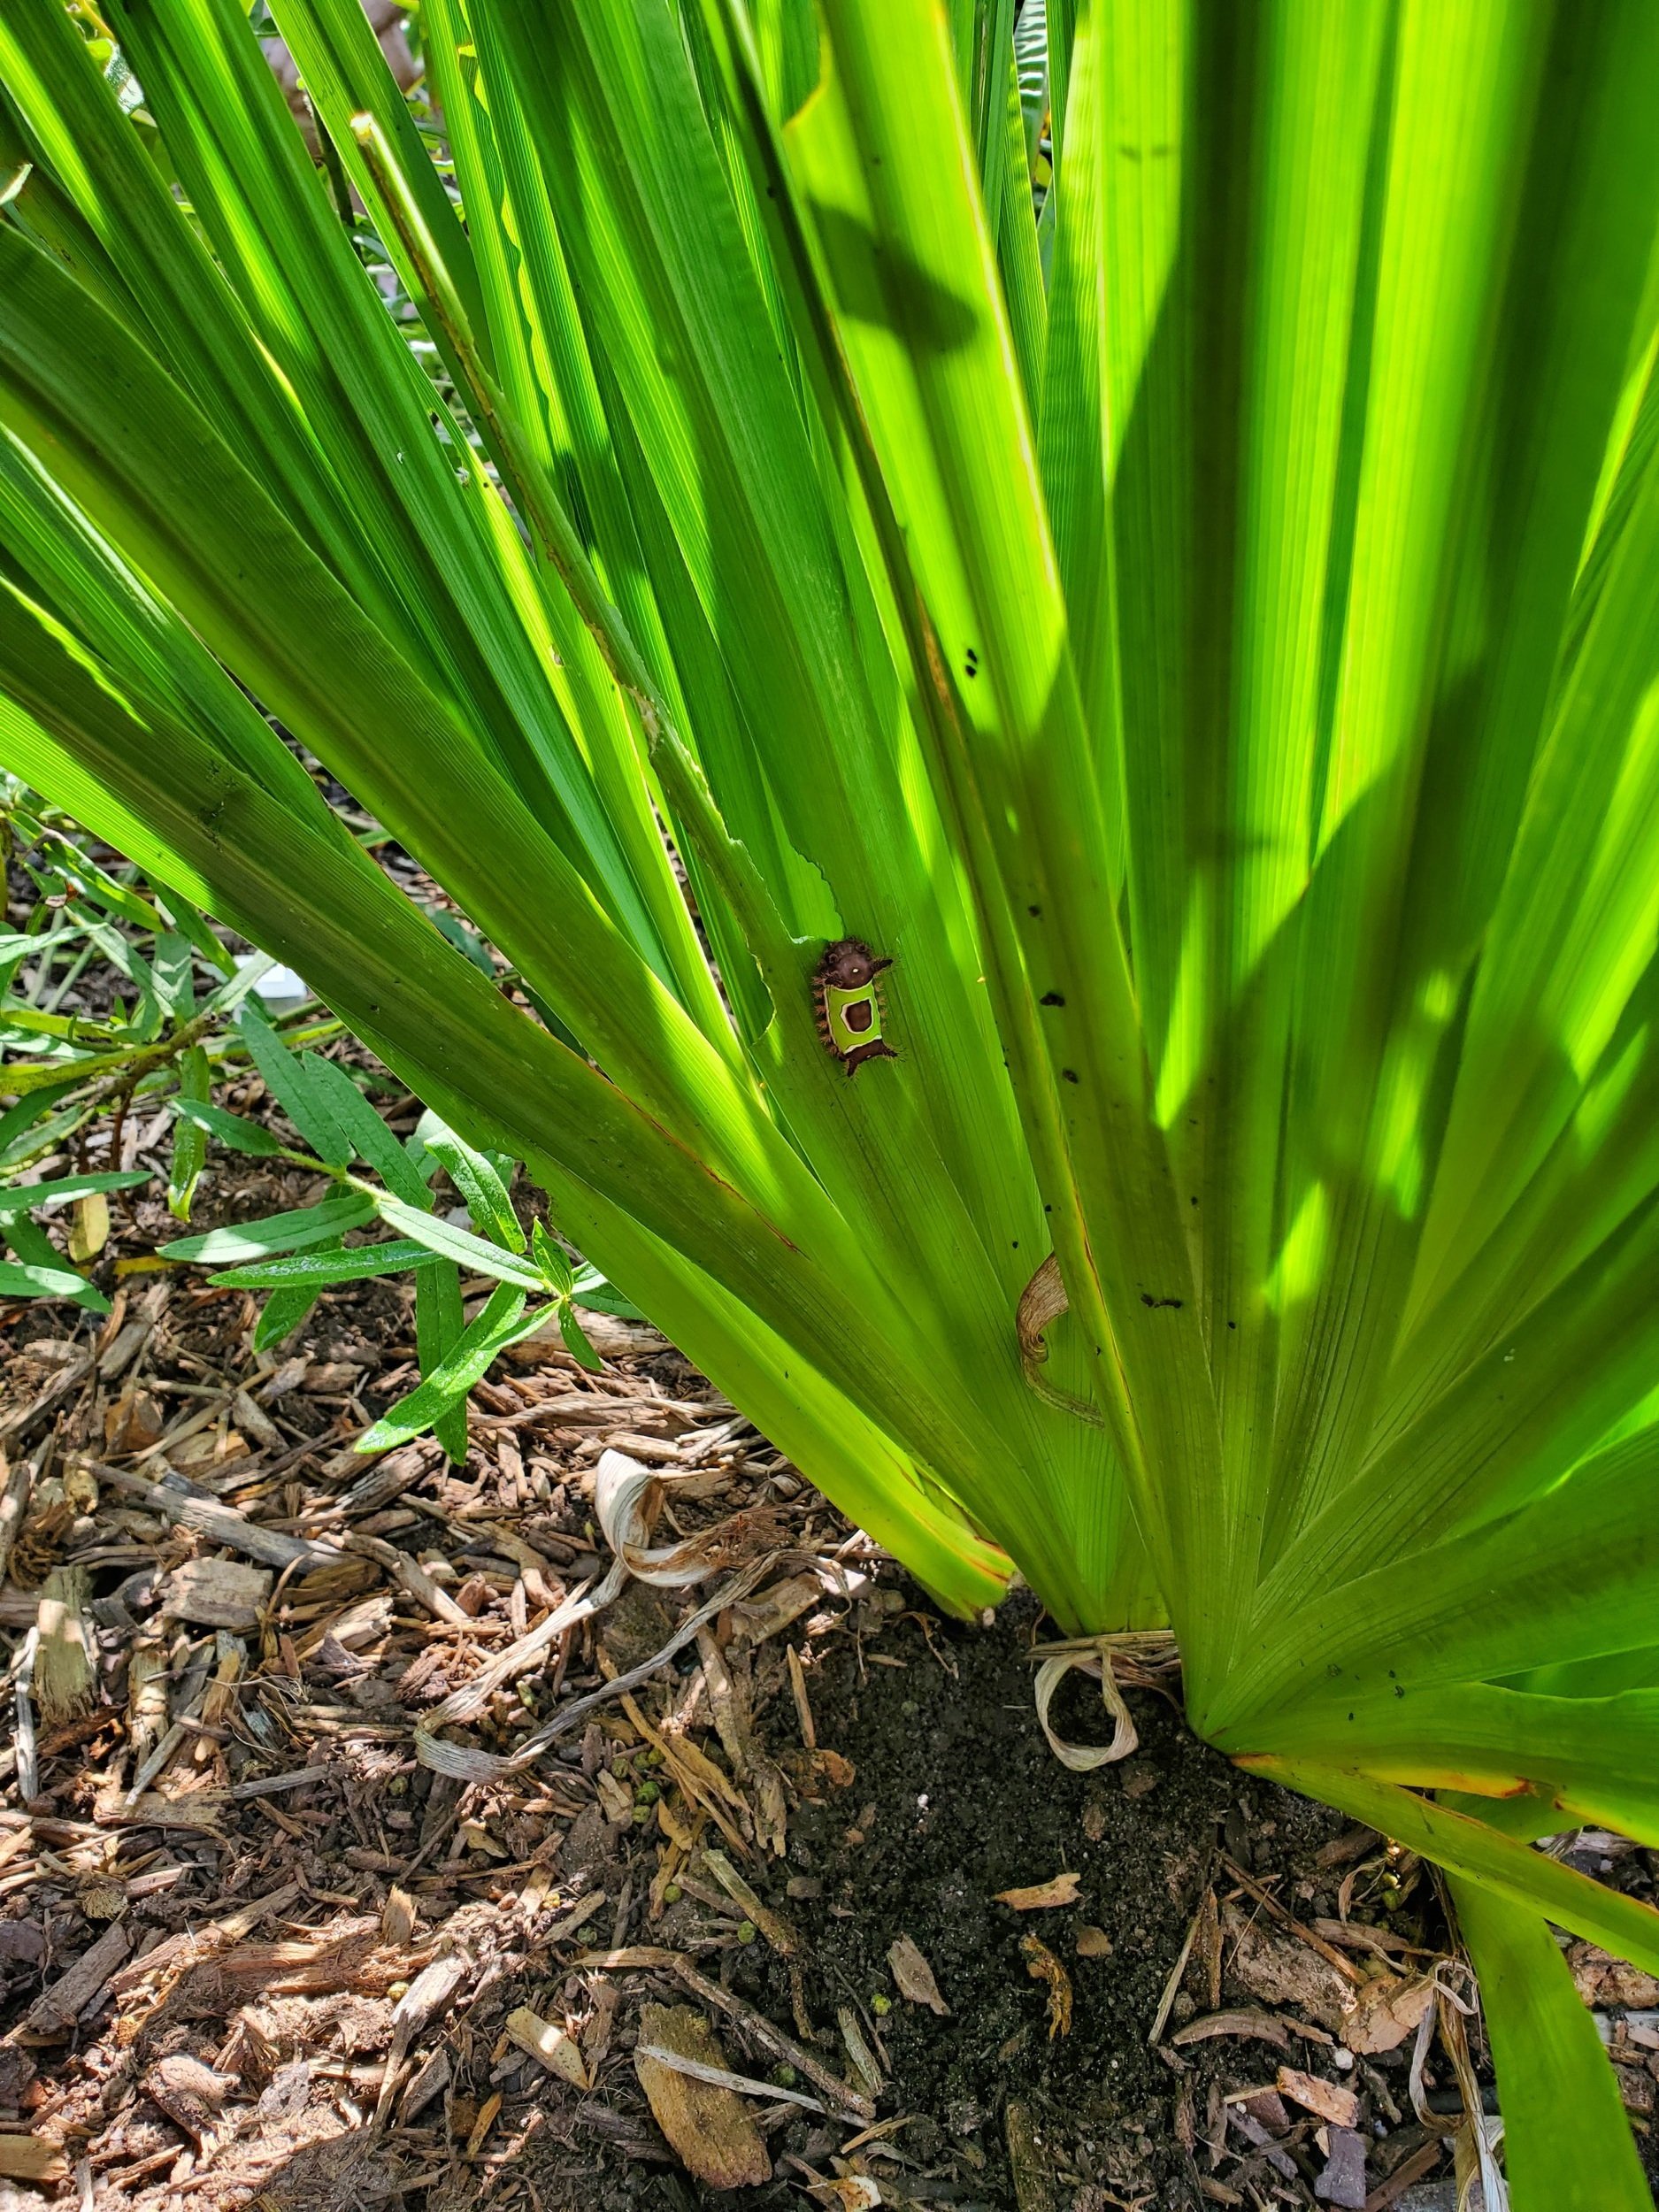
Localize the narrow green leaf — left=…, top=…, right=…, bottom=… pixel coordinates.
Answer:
left=557, top=1301, right=603, bottom=1374
left=154, top=885, right=236, bottom=977
left=0, top=1256, right=107, bottom=1310
left=1452, top=1880, right=1651, bottom=2212
left=530, top=1218, right=574, bottom=1296
left=419, top=1116, right=524, bottom=1250
left=152, top=930, right=196, bottom=1021
left=299, top=1055, right=432, bottom=1208
left=236, top=1003, right=353, bottom=1165
left=253, top=1279, right=327, bottom=1350
left=355, top=1282, right=542, bottom=1453
left=165, top=1041, right=210, bottom=1221
left=0, top=1170, right=148, bottom=1220
left=161, top=1191, right=375, bottom=1264
left=167, top=1096, right=288, bottom=1159
left=216, top=1238, right=433, bottom=1290
left=373, top=1191, right=542, bottom=1290
left=416, top=1256, right=469, bottom=1464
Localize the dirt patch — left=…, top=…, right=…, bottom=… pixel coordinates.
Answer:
left=459, top=1590, right=1467, bottom=2212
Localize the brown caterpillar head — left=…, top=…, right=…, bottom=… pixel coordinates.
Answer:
left=818, top=938, right=891, bottom=989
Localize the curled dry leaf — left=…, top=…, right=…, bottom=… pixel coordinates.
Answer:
left=995, top=1870, right=1081, bottom=1912
left=1032, top=1647, right=1137, bottom=1770
left=1020, top=1933, right=1072, bottom=2039
left=1015, top=1253, right=1104, bottom=1426
left=595, top=1449, right=780, bottom=1586
left=887, top=1934, right=949, bottom=2016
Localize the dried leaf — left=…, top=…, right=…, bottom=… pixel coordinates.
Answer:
left=1340, top=1973, right=1435, bottom=2055
left=702, top=1851, right=798, bottom=1956
left=1569, top=1943, right=1659, bottom=2010
left=1020, top=1934, right=1072, bottom=2038
left=634, top=2003, right=771, bottom=2189
left=887, top=1934, right=949, bottom=2016
left=1075, top=1924, right=1113, bottom=1958
left=505, top=2006, right=588, bottom=2089
left=68, top=1191, right=109, bottom=1263
left=995, top=1870, right=1081, bottom=1911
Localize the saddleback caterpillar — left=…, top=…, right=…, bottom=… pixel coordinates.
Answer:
left=815, top=939, right=896, bottom=1075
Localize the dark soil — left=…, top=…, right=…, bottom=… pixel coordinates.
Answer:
left=483, top=1592, right=1465, bottom=2212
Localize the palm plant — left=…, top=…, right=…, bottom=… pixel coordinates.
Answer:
left=4, top=0, right=1659, bottom=2193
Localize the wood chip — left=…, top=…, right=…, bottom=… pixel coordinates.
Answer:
left=504, top=2006, right=588, bottom=2088
left=96, top=1462, right=335, bottom=1570
left=543, top=1890, right=609, bottom=1946
left=787, top=1644, right=816, bottom=1747
left=1171, top=2008, right=1291, bottom=2051
left=380, top=1886, right=417, bottom=1948
left=145, top=2054, right=233, bottom=2146
left=21, top=1920, right=128, bottom=2037
left=0, top=2136, right=66, bottom=2184
left=701, top=1849, right=797, bottom=1957
left=1314, top=2124, right=1368, bottom=2208
left=634, top=2002, right=770, bottom=2190
left=0, top=1452, right=32, bottom=1588
left=1360, top=2136, right=1442, bottom=2208
left=1277, top=2065, right=1360, bottom=2127
left=33, top=1566, right=93, bottom=1730
left=887, top=1933, right=949, bottom=2016
left=1005, top=2098, right=1057, bottom=2212
left=160, top=1558, right=272, bottom=1632
left=1228, top=1910, right=1357, bottom=2032
left=995, top=1870, right=1081, bottom=1911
